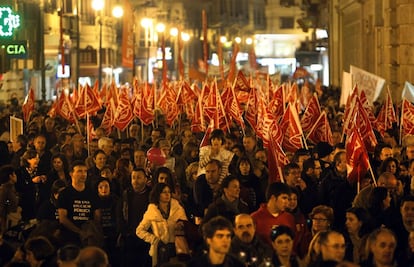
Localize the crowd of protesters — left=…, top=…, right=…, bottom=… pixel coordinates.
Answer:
left=0, top=83, right=414, bottom=267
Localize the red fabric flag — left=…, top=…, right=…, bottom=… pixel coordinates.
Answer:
left=268, top=121, right=289, bottom=183
left=221, top=84, right=245, bottom=129
left=300, top=93, right=321, bottom=133
left=107, top=81, right=119, bottom=107
left=342, top=85, right=359, bottom=139
left=203, top=81, right=219, bottom=125
left=280, top=104, right=304, bottom=152
left=22, top=87, right=35, bottom=122
left=359, top=90, right=377, bottom=125
left=113, top=88, right=134, bottom=131
left=56, top=92, right=76, bottom=123
left=133, top=82, right=154, bottom=125
left=75, top=83, right=101, bottom=118
left=346, top=127, right=370, bottom=184
left=306, top=111, right=333, bottom=145
left=401, top=99, right=414, bottom=136
left=245, top=87, right=259, bottom=131
left=157, top=83, right=180, bottom=126
left=100, top=99, right=115, bottom=135
left=375, top=88, right=397, bottom=136
left=176, top=81, right=198, bottom=106
left=47, top=99, right=58, bottom=118
left=256, top=96, right=277, bottom=148
left=286, top=82, right=298, bottom=107
left=234, top=71, right=250, bottom=93
left=200, top=121, right=214, bottom=148
left=86, top=115, right=97, bottom=142
left=191, top=97, right=205, bottom=133
left=353, top=98, right=378, bottom=153
left=268, top=84, right=285, bottom=119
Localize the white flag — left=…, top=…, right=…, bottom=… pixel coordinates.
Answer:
left=350, top=65, right=385, bottom=104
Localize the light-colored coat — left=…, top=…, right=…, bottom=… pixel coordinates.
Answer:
left=136, top=198, right=187, bottom=266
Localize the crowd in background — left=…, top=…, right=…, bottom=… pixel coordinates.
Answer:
left=0, top=84, right=414, bottom=267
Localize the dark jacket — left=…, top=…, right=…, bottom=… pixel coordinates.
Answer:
left=229, top=235, right=273, bottom=267
left=203, top=195, right=250, bottom=223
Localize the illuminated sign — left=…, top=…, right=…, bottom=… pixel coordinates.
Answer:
left=1, top=41, right=27, bottom=58
left=0, top=7, right=20, bottom=37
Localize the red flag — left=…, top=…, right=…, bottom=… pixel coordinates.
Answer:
left=401, top=99, right=414, bottom=136
left=234, top=71, right=250, bottom=93
left=157, top=83, right=180, bottom=126
left=346, top=127, right=370, bottom=183
left=352, top=98, right=378, bottom=153
left=133, top=82, right=154, bottom=125
left=22, top=87, right=35, bottom=122
left=268, top=84, right=285, bottom=118
left=280, top=104, right=304, bottom=152
left=342, top=85, right=359, bottom=139
left=245, top=87, right=259, bottom=131
left=306, top=111, right=333, bottom=145
left=200, top=121, right=214, bottom=148
left=359, top=90, right=377, bottom=125
left=75, top=83, right=101, bottom=118
left=47, top=99, right=58, bottom=118
left=176, top=81, right=198, bottom=105
left=256, top=96, right=277, bottom=147
left=191, top=97, right=205, bottom=132
left=221, top=84, right=245, bottom=129
left=375, top=88, right=397, bottom=136
left=268, top=121, right=289, bottom=183
left=300, top=93, right=321, bottom=133
left=100, top=99, right=115, bottom=135
left=56, top=91, right=76, bottom=123
left=113, top=88, right=134, bottom=131
left=107, top=81, right=119, bottom=107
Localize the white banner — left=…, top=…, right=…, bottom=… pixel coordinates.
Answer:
left=340, top=71, right=353, bottom=106
left=402, top=81, right=414, bottom=103
left=350, top=65, right=385, bottom=104
left=10, top=116, right=23, bottom=142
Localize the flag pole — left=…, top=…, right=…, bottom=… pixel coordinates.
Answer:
left=367, top=160, right=377, bottom=187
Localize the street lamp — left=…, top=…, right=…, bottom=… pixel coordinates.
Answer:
left=92, top=0, right=104, bottom=90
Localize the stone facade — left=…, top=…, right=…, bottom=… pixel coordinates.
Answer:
left=329, top=0, right=414, bottom=101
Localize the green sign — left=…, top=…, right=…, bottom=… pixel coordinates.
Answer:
left=1, top=41, right=27, bottom=58
left=0, top=7, right=20, bottom=37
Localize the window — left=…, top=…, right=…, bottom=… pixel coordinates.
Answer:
left=280, top=17, right=295, bottom=29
